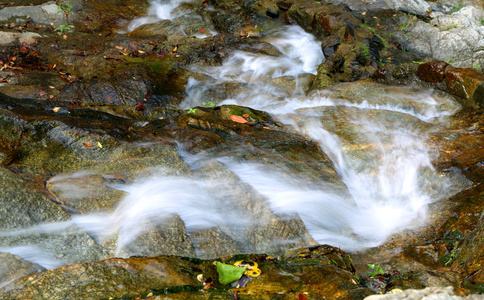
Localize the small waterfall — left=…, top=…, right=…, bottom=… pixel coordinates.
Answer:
left=124, top=0, right=190, bottom=32
left=0, top=1, right=466, bottom=270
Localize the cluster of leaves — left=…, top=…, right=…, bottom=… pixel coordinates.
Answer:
left=367, top=264, right=384, bottom=277
left=55, top=1, right=74, bottom=36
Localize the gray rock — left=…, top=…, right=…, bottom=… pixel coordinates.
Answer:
left=364, top=286, right=484, bottom=299
left=396, top=6, right=484, bottom=69
left=0, top=252, right=45, bottom=289
left=330, top=0, right=431, bottom=16
left=0, top=31, right=42, bottom=46
left=0, top=2, right=65, bottom=27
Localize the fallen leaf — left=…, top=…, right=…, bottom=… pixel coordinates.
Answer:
left=230, top=115, right=249, bottom=124
left=84, top=142, right=93, bottom=147
left=202, top=282, right=213, bottom=290
left=135, top=100, right=144, bottom=111
left=298, top=292, right=307, bottom=300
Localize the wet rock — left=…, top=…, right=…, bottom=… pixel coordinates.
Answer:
left=252, top=0, right=280, bottom=19
left=0, top=253, right=45, bottom=289
left=0, top=2, right=66, bottom=27
left=60, top=77, right=150, bottom=106
left=0, top=256, right=200, bottom=300
left=452, top=199, right=484, bottom=293
left=322, top=35, right=341, bottom=57
left=286, top=1, right=362, bottom=38
left=0, top=248, right=376, bottom=300
left=329, top=0, right=432, bottom=16
left=445, top=68, right=484, bottom=108
left=46, top=173, right=128, bottom=214
left=393, top=63, right=416, bottom=80
left=417, top=61, right=449, bottom=83
left=276, top=1, right=293, bottom=12
left=0, top=31, right=41, bottom=46
left=238, top=26, right=263, bottom=38
left=364, top=286, right=466, bottom=299
left=0, top=167, right=69, bottom=231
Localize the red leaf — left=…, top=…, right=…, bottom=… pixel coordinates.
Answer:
left=230, top=115, right=249, bottom=124
left=298, top=292, right=307, bottom=300
left=135, top=100, right=144, bottom=111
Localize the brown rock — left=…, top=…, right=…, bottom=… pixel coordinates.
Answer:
left=276, top=1, right=293, bottom=11
left=445, top=68, right=484, bottom=107
left=0, top=256, right=199, bottom=300
left=372, top=67, right=388, bottom=79
left=417, top=61, right=448, bottom=83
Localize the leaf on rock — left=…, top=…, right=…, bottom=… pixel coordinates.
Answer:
left=230, top=115, right=249, bottom=124
left=213, top=261, right=246, bottom=285
left=135, top=100, right=144, bottom=111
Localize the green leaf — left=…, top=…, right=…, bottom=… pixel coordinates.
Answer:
left=213, top=261, right=246, bottom=285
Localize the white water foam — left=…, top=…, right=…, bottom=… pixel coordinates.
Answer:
left=124, top=0, right=191, bottom=33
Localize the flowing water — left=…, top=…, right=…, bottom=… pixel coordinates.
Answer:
left=0, top=0, right=467, bottom=281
